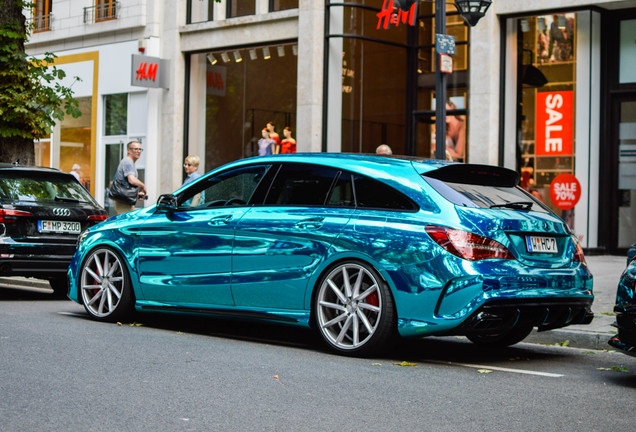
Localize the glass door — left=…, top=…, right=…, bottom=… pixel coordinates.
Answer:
left=617, top=98, right=636, bottom=248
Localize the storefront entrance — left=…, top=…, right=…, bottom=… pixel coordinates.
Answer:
left=608, top=95, right=636, bottom=251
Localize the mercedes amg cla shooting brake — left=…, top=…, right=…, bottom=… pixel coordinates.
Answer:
left=0, top=164, right=108, bottom=297
left=67, top=154, right=593, bottom=356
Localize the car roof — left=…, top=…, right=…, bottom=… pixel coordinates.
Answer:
left=0, top=163, right=71, bottom=176
left=231, top=153, right=455, bottom=175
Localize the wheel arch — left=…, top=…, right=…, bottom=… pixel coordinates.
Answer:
left=305, top=252, right=397, bottom=329
left=74, top=241, right=139, bottom=306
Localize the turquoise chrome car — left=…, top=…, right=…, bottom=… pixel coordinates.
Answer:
left=67, top=154, right=593, bottom=356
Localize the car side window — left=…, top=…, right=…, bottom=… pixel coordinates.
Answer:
left=326, top=172, right=355, bottom=207
left=265, top=164, right=339, bottom=206
left=178, top=165, right=269, bottom=209
left=354, top=175, right=418, bottom=211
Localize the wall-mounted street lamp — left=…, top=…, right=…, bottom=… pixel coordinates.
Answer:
left=395, top=0, right=492, bottom=160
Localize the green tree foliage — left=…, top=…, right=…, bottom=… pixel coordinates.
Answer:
left=0, top=0, right=80, bottom=164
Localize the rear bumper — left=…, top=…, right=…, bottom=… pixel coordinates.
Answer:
left=458, top=298, right=594, bottom=337
left=608, top=306, right=636, bottom=357
left=0, top=242, right=75, bottom=277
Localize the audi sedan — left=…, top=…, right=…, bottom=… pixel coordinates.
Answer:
left=0, top=164, right=108, bottom=296
left=67, top=154, right=593, bottom=356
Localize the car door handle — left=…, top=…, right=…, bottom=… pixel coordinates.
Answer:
left=208, top=215, right=233, bottom=226
left=295, top=217, right=324, bottom=230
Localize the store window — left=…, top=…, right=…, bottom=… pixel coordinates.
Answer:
left=193, top=43, right=297, bottom=170
left=515, top=13, right=577, bottom=227
left=104, top=93, right=127, bottom=136
left=326, top=1, right=470, bottom=158
left=415, top=2, right=468, bottom=161
left=59, top=97, right=92, bottom=190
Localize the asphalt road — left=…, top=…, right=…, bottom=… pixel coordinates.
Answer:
left=1, top=286, right=635, bottom=432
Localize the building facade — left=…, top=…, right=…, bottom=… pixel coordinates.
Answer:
left=25, top=0, right=636, bottom=253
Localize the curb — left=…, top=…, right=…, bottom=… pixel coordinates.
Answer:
left=0, top=277, right=51, bottom=291
left=524, top=328, right=614, bottom=351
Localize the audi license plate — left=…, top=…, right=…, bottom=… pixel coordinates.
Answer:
left=38, top=220, right=81, bottom=234
left=526, top=236, right=558, bottom=253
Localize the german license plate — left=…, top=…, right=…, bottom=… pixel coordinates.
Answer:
left=38, top=220, right=81, bottom=234
left=526, top=236, right=558, bottom=253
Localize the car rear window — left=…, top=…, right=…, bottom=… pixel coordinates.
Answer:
left=422, top=164, right=549, bottom=213
left=0, top=172, right=96, bottom=204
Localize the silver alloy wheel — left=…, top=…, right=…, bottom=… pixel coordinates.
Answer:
left=80, top=248, right=125, bottom=318
left=316, top=263, right=383, bottom=351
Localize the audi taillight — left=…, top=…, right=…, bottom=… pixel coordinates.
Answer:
left=425, top=225, right=515, bottom=261
left=88, top=214, right=109, bottom=221
left=572, top=235, right=586, bottom=264
left=0, top=209, right=32, bottom=223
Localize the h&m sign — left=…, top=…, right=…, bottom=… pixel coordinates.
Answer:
left=131, top=54, right=170, bottom=89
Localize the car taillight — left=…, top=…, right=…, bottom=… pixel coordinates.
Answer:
left=0, top=209, right=32, bottom=223
left=425, top=225, right=515, bottom=261
left=572, top=235, right=586, bottom=264
left=88, top=214, right=109, bottom=221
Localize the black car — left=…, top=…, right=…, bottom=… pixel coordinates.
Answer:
left=609, top=256, right=636, bottom=356
left=0, top=164, right=108, bottom=296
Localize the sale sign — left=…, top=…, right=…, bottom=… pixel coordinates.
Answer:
left=549, top=173, right=581, bottom=210
left=535, top=91, right=573, bottom=156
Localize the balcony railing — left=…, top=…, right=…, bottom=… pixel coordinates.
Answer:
left=83, top=2, right=120, bottom=24
left=31, top=13, right=53, bottom=32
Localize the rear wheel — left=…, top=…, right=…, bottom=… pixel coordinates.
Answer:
left=314, top=261, right=395, bottom=356
left=466, top=322, right=534, bottom=347
left=79, top=247, right=134, bottom=322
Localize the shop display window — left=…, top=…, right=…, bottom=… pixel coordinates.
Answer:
left=516, top=13, right=577, bottom=227
left=329, top=1, right=470, bottom=158
left=200, top=43, right=297, bottom=169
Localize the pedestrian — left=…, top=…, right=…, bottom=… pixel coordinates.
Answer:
left=376, top=144, right=392, bottom=155
left=280, top=127, right=296, bottom=153
left=266, top=121, right=280, bottom=154
left=257, top=128, right=275, bottom=156
left=109, top=141, right=147, bottom=214
left=182, top=155, right=201, bottom=186
left=69, top=163, right=81, bottom=181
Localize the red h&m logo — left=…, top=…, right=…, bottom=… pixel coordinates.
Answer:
left=136, top=62, right=158, bottom=81
left=206, top=71, right=225, bottom=90
left=377, top=0, right=417, bottom=30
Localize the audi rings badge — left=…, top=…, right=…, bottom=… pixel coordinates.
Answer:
left=53, top=208, right=71, bottom=217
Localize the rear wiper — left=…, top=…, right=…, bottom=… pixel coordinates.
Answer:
left=490, top=201, right=533, bottom=210
left=55, top=195, right=80, bottom=203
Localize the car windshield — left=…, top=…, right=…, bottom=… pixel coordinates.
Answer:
left=0, top=172, right=95, bottom=204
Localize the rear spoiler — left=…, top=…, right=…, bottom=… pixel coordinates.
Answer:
left=422, top=164, right=520, bottom=188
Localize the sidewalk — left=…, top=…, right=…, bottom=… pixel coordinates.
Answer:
left=524, top=255, right=625, bottom=350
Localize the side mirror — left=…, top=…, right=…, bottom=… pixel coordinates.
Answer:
left=156, top=194, right=177, bottom=213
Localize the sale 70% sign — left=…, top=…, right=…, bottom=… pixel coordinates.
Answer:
left=549, top=173, right=581, bottom=210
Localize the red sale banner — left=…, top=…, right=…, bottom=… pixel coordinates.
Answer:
left=549, top=173, right=581, bottom=210
left=535, top=91, right=573, bottom=156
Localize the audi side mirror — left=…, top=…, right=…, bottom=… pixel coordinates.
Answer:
left=156, top=194, right=177, bottom=213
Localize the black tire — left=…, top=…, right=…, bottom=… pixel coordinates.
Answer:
left=79, top=247, right=134, bottom=322
left=466, top=322, right=534, bottom=347
left=49, top=276, right=69, bottom=299
left=313, top=260, right=396, bottom=357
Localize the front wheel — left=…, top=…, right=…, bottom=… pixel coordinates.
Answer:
left=79, top=247, right=134, bottom=322
left=314, top=261, right=395, bottom=356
